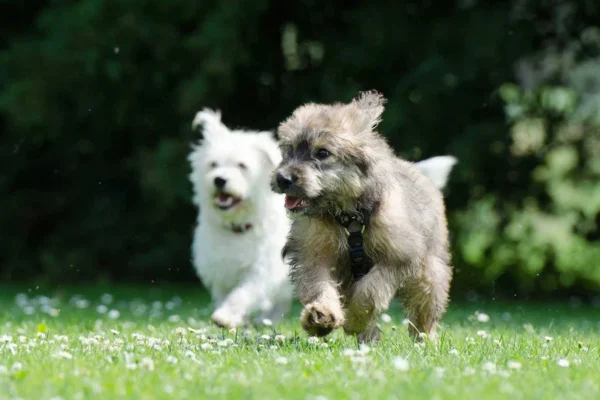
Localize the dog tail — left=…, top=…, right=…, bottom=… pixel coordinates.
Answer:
left=414, top=156, right=457, bottom=190
left=192, top=108, right=230, bottom=140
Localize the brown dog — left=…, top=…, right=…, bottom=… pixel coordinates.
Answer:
left=271, top=91, right=453, bottom=342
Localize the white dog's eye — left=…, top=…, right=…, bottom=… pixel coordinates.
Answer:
left=238, top=162, right=247, bottom=170
left=209, top=161, right=217, bottom=169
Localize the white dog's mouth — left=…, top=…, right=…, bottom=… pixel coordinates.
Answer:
left=214, top=192, right=242, bottom=210
left=284, top=195, right=311, bottom=212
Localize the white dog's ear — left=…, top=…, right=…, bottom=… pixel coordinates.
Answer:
left=415, top=156, right=458, bottom=190
left=351, top=90, right=387, bottom=131
left=254, top=131, right=282, bottom=167
left=191, top=108, right=230, bottom=142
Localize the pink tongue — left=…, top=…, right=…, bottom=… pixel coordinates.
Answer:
left=285, top=196, right=302, bottom=209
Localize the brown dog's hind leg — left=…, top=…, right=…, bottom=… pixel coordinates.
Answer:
left=400, top=256, right=452, bottom=341
left=356, top=322, right=381, bottom=343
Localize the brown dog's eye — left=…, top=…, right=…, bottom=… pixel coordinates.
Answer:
left=316, top=148, right=330, bottom=159
left=238, top=162, right=247, bottom=170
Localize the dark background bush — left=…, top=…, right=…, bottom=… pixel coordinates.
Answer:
left=1, top=0, right=598, bottom=298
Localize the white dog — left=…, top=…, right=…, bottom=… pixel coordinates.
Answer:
left=188, top=108, right=457, bottom=329
left=188, top=109, right=292, bottom=328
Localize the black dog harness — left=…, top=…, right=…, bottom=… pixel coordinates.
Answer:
left=335, top=207, right=375, bottom=280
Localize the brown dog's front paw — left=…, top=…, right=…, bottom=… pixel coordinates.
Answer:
left=300, top=303, right=344, bottom=337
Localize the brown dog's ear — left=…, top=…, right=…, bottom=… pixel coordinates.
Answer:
left=351, top=90, right=387, bottom=131
left=355, top=153, right=370, bottom=175
left=340, top=136, right=372, bottom=175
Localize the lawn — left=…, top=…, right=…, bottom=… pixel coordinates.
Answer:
left=0, top=284, right=599, bottom=400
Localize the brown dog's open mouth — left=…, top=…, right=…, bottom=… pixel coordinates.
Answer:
left=214, top=192, right=241, bottom=210
left=284, top=195, right=311, bottom=212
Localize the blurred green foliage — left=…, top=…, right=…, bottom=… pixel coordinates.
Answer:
left=455, top=0, right=600, bottom=295
left=0, top=1, right=598, bottom=296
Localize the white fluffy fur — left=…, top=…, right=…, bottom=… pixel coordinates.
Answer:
left=188, top=109, right=292, bottom=328
left=414, top=156, right=458, bottom=190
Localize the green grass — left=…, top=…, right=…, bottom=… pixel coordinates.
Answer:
left=0, top=284, right=599, bottom=400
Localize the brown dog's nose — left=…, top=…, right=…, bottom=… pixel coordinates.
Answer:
left=276, top=172, right=296, bottom=190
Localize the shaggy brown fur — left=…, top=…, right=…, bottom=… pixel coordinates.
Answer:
left=270, top=90, right=453, bottom=342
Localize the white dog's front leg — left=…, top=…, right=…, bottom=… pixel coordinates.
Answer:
left=211, top=277, right=264, bottom=329
left=212, top=245, right=286, bottom=329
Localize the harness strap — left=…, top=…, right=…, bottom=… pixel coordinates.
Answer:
left=335, top=208, right=374, bottom=280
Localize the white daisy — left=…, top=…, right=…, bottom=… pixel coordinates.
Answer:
left=163, top=384, right=174, bottom=394
left=96, top=305, right=108, bottom=314
left=0, top=335, right=13, bottom=342
left=307, top=336, right=320, bottom=345
left=200, top=343, right=212, bottom=350
left=357, top=344, right=370, bottom=356
left=557, top=359, right=570, bottom=367
left=507, top=360, right=522, bottom=370
left=11, top=362, right=23, bottom=373
left=168, top=315, right=181, bottom=323
left=476, top=312, right=490, bottom=322
left=481, top=361, right=496, bottom=373
left=100, top=294, right=113, bottom=304
left=48, top=308, right=60, bottom=317
left=342, top=349, right=355, bottom=357
left=56, top=351, right=73, bottom=359
left=75, top=299, right=90, bottom=309
left=392, top=357, right=409, bottom=371
left=380, top=313, right=392, bottom=323
left=139, top=357, right=155, bottom=371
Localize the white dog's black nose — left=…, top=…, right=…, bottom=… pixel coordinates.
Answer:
left=276, top=172, right=296, bottom=190
left=214, top=177, right=227, bottom=189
